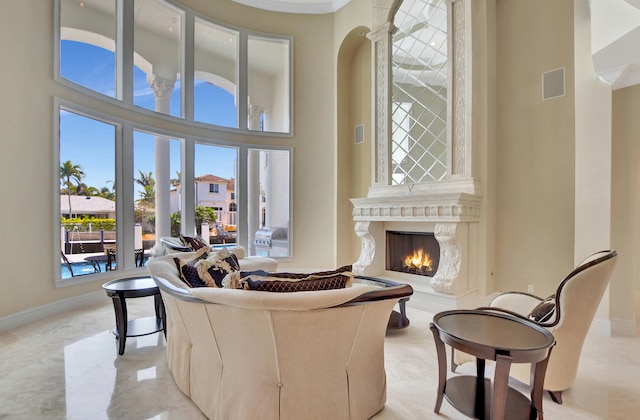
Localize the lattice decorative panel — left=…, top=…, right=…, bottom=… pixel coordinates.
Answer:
left=391, top=0, right=448, bottom=185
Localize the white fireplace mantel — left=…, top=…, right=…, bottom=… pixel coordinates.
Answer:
left=351, top=191, right=481, bottom=224
left=350, top=187, right=482, bottom=312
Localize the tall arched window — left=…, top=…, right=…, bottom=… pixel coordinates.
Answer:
left=57, top=0, right=292, bottom=134
left=55, top=0, right=293, bottom=282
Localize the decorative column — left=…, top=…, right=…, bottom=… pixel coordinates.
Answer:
left=149, top=75, right=175, bottom=254
left=450, top=0, right=471, bottom=177
left=367, top=22, right=393, bottom=187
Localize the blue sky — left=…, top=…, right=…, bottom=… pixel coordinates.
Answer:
left=59, top=40, right=238, bottom=197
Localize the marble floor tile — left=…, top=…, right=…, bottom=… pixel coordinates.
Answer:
left=0, top=294, right=639, bottom=419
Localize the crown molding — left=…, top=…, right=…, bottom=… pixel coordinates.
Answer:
left=232, top=0, right=351, bottom=14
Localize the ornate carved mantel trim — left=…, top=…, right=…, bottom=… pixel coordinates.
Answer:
left=351, top=192, right=480, bottom=223
left=430, top=223, right=462, bottom=293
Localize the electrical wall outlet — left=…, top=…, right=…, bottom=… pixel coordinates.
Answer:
left=528, top=284, right=534, bottom=293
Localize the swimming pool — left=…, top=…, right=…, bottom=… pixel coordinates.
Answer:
left=60, top=261, right=107, bottom=279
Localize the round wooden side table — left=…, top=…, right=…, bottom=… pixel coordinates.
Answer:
left=102, top=276, right=166, bottom=355
left=355, top=275, right=410, bottom=329
left=430, top=309, right=555, bottom=420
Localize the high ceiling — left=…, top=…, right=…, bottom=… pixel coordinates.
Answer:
left=231, top=0, right=351, bottom=14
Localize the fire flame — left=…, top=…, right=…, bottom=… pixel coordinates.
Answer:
left=403, top=248, right=433, bottom=272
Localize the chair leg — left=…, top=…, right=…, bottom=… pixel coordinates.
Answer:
left=548, top=390, right=563, bottom=404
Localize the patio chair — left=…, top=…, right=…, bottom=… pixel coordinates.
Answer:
left=135, top=248, right=146, bottom=267
left=452, top=250, right=618, bottom=404
left=160, top=237, right=191, bottom=253
left=61, top=251, right=76, bottom=277
left=104, top=245, right=116, bottom=271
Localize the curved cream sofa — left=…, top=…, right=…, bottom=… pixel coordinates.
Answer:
left=148, top=252, right=413, bottom=420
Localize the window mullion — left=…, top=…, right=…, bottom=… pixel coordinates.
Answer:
left=118, top=124, right=135, bottom=267
left=116, top=0, right=134, bottom=104
left=237, top=145, right=248, bottom=249
left=181, top=138, right=196, bottom=235
left=183, top=10, right=195, bottom=121
left=238, top=31, right=248, bottom=131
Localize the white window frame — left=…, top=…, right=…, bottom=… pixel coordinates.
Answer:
left=54, top=98, right=293, bottom=286
left=54, top=0, right=294, bottom=136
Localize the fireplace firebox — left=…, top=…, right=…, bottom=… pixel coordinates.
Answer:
left=386, top=231, right=440, bottom=277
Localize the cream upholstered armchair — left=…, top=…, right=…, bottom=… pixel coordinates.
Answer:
left=453, top=250, right=618, bottom=404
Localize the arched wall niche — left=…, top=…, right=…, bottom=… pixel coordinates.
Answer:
left=336, top=26, right=372, bottom=266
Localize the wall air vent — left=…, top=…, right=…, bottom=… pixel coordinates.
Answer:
left=542, top=67, right=565, bottom=100
left=355, top=124, right=364, bottom=144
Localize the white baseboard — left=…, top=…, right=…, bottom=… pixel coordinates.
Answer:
left=0, top=291, right=105, bottom=334
left=610, top=316, right=637, bottom=336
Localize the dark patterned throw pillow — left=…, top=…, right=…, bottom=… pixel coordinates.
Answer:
left=172, top=247, right=210, bottom=287
left=179, top=234, right=209, bottom=251
left=229, top=265, right=354, bottom=292
left=197, top=249, right=241, bottom=287
left=245, top=275, right=351, bottom=292
left=528, top=294, right=556, bottom=322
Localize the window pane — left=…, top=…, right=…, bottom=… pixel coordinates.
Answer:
left=60, top=0, right=116, bottom=97
left=133, top=0, right=183, bottom=117
left=391, top=0, right=448, bottom=184
left=135, top=131, right=181, bottom=257
left=194, top=18, right=238, bottom=128
left=59, top=110, right=116, bottom=279
left=247, top=36, right=290, bottom=133
left=247, top=149, right=290, bottom=257
left=194, top=144, right=238, bottom=246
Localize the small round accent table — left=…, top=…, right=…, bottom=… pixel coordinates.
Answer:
left=102, top=276, right=166, bottom=355
left=430, top=309, right=555, bottom=420
left=355, top=275, right=410, bottom=329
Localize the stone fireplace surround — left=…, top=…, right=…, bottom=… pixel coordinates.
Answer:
left=356, top=0, right=485, bottom=313
left=351, top=185, right=482, bottom=313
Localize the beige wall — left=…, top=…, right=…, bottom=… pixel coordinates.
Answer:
left=495, top=0, right=576, bottom=297
left=574, top=0, right=615, bottom=329
left=612, top=84, right=640, bottom=321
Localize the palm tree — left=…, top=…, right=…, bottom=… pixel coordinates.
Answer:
left=135, top=171, right=155, bottom=208
left=136, top=170, right=154, bottom=188
left=60, top=160, right=85, bottom=218
left=170, top=171, right=181, bottom=187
